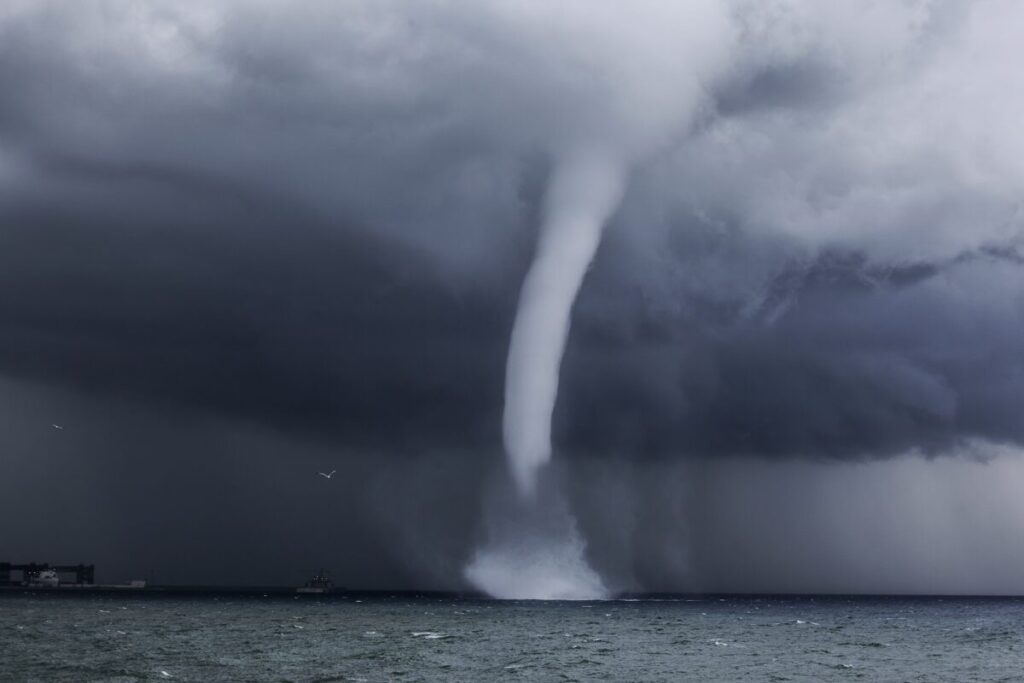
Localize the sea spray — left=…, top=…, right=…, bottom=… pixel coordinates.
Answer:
left=464, top=467, right=607, bottom=600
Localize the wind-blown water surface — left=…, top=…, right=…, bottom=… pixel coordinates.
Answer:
left=4, top=593, right=1024, bottom=682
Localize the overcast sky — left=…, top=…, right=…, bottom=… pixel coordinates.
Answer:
left=2, top=0, right=1023, bottom=592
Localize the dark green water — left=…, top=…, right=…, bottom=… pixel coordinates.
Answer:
left=2, top=593, right=1023, bottom=681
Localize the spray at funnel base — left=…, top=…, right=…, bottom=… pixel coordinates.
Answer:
left=464, top=520, right=606, bottom=600
left=502, top=153, right=626, bottom=497
left=464, top=471, right=608, bottom=600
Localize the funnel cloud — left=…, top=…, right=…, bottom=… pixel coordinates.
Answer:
left=503, top=153, right=625, bottom=496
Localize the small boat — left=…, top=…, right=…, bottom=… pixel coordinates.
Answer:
left=296, top=570, right=333, bottom=594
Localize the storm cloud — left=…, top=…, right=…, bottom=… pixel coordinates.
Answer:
left=2, top=0, right=1024, bottom=591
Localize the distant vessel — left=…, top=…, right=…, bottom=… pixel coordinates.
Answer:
left=30, top=569, right=60, bottom=587
left=296, top=570, right=333, bottom=594
left=2, top=562, right=95, bottom=587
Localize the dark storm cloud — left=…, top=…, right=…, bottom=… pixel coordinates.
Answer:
left=2, top=1, right=1024, bottom=591
left=0, top=189, right=514, bottom=451
left=558, top=235, right=1024, bottom=461
left=1, top=0, right=1022, bottom=463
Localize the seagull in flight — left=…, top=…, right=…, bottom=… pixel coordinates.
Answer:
left=318, top=470, right=336, bottom=479
left=51, top=424, right=63, bottom=430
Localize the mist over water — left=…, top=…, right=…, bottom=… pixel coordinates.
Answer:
left=464, top=468, right=607, bottom=600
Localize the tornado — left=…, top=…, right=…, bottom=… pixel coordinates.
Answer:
left=503, top=152, right=626, bottom=496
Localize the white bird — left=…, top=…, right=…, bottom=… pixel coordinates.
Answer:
left=51, top=424, right=63, bottom=430
left=318, top=470, right=336, bottom=479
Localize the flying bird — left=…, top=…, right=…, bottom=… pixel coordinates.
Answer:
left=318, top=470, right=336, bottom=479
left=51, top=424, right=63, bottom=430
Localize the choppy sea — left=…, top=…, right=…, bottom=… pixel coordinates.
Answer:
left=2, top=592, right=1023, bottom=681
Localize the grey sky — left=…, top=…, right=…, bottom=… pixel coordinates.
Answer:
left=1, top=0, right=1023, bottom=592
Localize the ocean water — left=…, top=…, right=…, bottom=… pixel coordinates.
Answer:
left=2, top=593, right=1023, bottom=682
